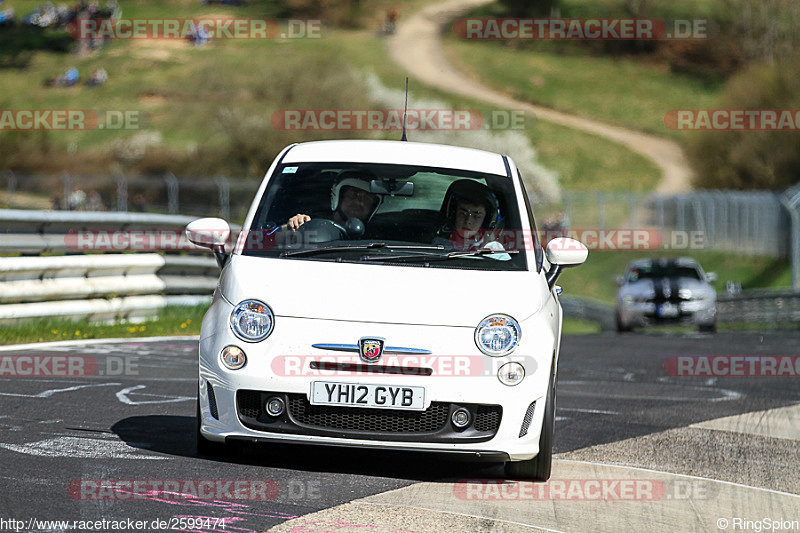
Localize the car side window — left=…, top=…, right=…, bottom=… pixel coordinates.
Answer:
left=516, top=170, right=543, bottom=272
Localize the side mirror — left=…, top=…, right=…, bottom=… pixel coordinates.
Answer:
left=186, top=217, right=231, bottom=268
left=615, top=275, right=625, bottom=286
left=706, top=272, right=718, bottom=283
left=545, top=237, right=588, bottom=288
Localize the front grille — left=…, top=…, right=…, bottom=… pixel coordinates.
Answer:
left=518, top=402, right=536, bottom=437
left=237, top=389, right=260, bottom=418
left=206, top=381, right=219, bottom=420
left=288, top=394, right=449, bottom=433
left=475, top=405, right=503, bottom=432
left=236, top=390, right=502, bottom=443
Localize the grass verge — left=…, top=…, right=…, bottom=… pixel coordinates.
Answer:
left=442, top=1, right=724, bottom=140
left=0, top=304, right=207, bottom=346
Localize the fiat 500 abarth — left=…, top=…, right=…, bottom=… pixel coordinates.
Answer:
left=186, top=139, right=587, bottom=480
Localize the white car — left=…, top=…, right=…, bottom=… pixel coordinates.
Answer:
left=186, top=139, right=587, bottom=480
left=615, top=257, right=717, bottom=333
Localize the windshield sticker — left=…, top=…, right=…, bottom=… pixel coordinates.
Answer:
left=282, top=166, right=298, bottom=174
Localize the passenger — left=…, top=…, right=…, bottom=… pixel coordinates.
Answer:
left=433, top=180, right=499, bottom=250
left=432, top=180, right=510, bottom=260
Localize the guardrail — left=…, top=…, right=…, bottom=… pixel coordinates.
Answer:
left=0, top=254, right=218, bottom=323
left=0, top=209, right=208, bottom=254
left=717, top=289, right=800, bottom=325
left=0, top=209, right=218, bottom=322
left=559, top=295, right=615, bottom=331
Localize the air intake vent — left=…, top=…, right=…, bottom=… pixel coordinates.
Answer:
left=519, top=401, right=536, bottom=437
left=206, top=381, right=219, bottom=420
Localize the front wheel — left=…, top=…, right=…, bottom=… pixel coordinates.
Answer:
left=615, top=311, right=632, bottom=333
left=504, top=366, right=556, bottom=481
left=699, top=322, right=717, bottom=333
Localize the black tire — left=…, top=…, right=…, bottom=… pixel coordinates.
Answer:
left=196, top=393, right=226, bottom=457
left=698, top=322, right=716, bottom=333
left=616, top=312, right=632, bottom=333
left=504, top=364, right=556, bottom=481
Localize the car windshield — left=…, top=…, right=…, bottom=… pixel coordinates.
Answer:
left=243, top=162, right=531, bottom=271
left=628, top=264, right=702, bottom=281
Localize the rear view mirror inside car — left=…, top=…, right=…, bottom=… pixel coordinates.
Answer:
left=371, top=179, right=414, bottom=196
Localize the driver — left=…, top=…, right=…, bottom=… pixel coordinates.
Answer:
left=284, top=171, right=381, bottom=232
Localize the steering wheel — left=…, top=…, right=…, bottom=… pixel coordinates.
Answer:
left=292, top=218, right=348, bottom=243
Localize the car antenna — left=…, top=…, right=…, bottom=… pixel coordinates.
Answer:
left=401, top=77, right=409, bottom=141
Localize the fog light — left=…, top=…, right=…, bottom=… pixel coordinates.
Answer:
left=451, top=408, right=471, bottom=429
left=498, top=362, right=525, bottom=386
left=220, top=345, right=246, bottom=370
left=266, top=396, right=285, bottom=417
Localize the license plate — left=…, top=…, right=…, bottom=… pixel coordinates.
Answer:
left=656, top=303, right=679, bottom=318
left=310, top=382, right=425, bottom=411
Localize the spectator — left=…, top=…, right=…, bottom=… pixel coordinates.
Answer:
left=45, top=66, right=79, bottom=87
left=0, top=7, right=15, bottom=27
left=62, top=66, right=79, bottom=85
left=87, top=189, right=104, bottom=211
left=86, top=67, right=107, bottom=86
left=132, top=193, right=148, bottom=212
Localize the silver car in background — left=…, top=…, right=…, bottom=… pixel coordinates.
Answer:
left=615, top=258, right=717, bottom=333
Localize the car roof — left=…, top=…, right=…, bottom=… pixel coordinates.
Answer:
left=281, top=140, right=509, bottom=176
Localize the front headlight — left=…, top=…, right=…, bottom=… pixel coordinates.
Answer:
left=230, top=300, right=274, bottom=342
left=475, top=314, right=521, bottom=356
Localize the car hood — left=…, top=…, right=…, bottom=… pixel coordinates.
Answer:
left=620, top=277, right=712, bottom=298
left=219, top=254, right=546, bottom=327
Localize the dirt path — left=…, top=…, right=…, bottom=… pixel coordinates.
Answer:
left=389, top=0, right=693, bottom=193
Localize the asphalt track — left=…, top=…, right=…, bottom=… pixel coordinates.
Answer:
left=0, top=332, right=798, bottom=532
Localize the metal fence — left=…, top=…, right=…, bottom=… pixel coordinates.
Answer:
left=533, top=189, right=795, bottom=258
left=0, top=170, right=261, bottom=222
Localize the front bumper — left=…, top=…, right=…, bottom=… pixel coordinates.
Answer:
left=197, top=297, right=559, bottom=462
left=617, top=299, right=716, bottom=327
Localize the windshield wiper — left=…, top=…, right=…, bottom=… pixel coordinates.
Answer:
left=360, top=248, right=519, bottom=262
left=281, top=243, right=445, bottom=258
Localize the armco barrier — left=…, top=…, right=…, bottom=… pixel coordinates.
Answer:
left=716, top=289, right=800, bottom=325
left=559, top=295, right=615, bottom=331
left=0, top=254, right=218, bottom=323
left=0, top=209, right=206, bottom=254
left=0, top=210, right=218, bottom=321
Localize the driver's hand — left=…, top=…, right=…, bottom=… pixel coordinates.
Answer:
left=287, top=214, right=311, bottom=231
